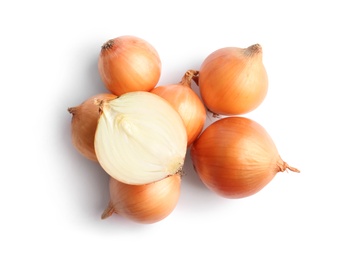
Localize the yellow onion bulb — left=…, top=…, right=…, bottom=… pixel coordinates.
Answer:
left=151, top=70, right=206, bottom=147
left=67, top=93, right=116, bottom=161
left=198, top=44, right=268, bottom=115
left=98, top=35, right=161, bottom=96
left=101, top=174, right=181, bottom=224
left=190, top=116, right=299, bottom=199
left=94, top=91, right=187, bottom=185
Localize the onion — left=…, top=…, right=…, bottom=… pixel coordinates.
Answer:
left=94, top=91, right=187, bottom=185
left=190, top=116, right=299, bottom=199
left=98, top=35, right=161, bottom=96
left=151, top=70, right=206, bottom=147
left=102, top=174, right=181, bottom=224
left=197, top=44, right=268, bottom=115
left=67, top=93, right=116, bottom=161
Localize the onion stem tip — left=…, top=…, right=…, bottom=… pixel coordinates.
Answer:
left=286, top=164, right=300, bottom=173
left=101, top=203, right=116, bottom=219
left=67, top=107, right=76, bottom=115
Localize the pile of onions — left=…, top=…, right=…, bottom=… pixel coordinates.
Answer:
left=98, top=35, right=161, bottom=96
left=67, top=36, right=300, bottom=224
left=190, top=116, right=299, bottom=199
left=151, top=70, right=206, bottom=146
left=67, top=93, right=116, bottom=161
left=102, top=174, right=181, bottom=224
left=197, top=44, right=268, bottom=115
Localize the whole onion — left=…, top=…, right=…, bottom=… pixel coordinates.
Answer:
left=191, top=116, right=299, bottom=199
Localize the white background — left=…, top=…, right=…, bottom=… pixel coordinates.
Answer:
left=1, top=0, right=343, bottom=259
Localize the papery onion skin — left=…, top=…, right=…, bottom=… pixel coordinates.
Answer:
left=190, top=117, right=299, bottom=199
left=67, top=93, right=116, bottom=161
left=98, top=35, right=161, bottom=96
left=101, top=174, right=181, bottom=224
left=198, top=44, right=268, bottom=115
left=151, top=70, right=206, bottom=147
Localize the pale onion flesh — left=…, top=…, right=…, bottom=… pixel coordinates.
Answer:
left=94, top=91, right=187, bottom=185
